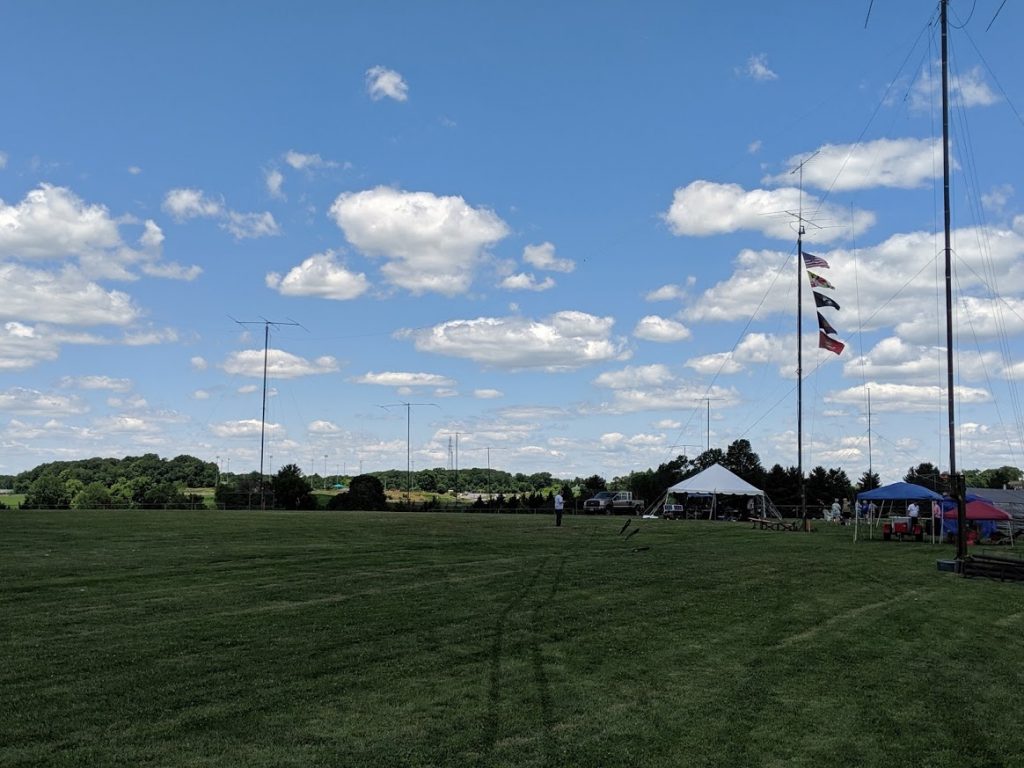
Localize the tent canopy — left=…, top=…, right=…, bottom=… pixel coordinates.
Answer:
left=856, top=481, right=943, bottom=502
left=941, top=499, right=1011, bottom=521
left=667, top=464, right=764, bottom=496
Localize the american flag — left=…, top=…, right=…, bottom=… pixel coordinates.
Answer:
left=802, top=252, right=830, bottom=269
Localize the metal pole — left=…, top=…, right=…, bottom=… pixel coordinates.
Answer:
left=798, top=226, right=806, bottom=523
left=939, top=0, right=966, bottom=561
left=259, top=323, right=269, bottom=511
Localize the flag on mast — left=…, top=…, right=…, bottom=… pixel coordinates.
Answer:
left=807, top=271, right=834, bottom=290
left=813, top=291, right=840, bottom=310
left=816, top=312, right=838, bottom=336
left=819, top=330, right=845, bottom=355
left=802, top=252, right=830, bottom=269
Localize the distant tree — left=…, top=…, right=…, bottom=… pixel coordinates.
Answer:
left=581, top=475, right=607, bottom=496
left=72, top=482, right=112, bottom=510
left=904, top=462, right=943, bottom=493
left=272, top=464, right=315, bottom=510
left=723, top=439, right=766, bottom=488
left=24, top=474, right=71, bottom=508
left=856, top=471, right=881, bottom=492
left=763, top=464, right=801, bottom=510
left=693, top=449, right=726, bottom=472
left=327, top=474, right=387, bottom=511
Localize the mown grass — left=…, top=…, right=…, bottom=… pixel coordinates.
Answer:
left=2, top=510, right=1022, bottom=768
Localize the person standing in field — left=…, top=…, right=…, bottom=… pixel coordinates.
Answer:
left=554, top=491, right=564, bottom=527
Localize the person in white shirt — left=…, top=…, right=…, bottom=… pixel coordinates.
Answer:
left=554, top=492, right=564, bottom=527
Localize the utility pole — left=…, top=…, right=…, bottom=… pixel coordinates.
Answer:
left=323, top=454, right=328, bottom=489
left=379, top=402, right=439, bottom=505
left=232, top=317, right=300, bottom=510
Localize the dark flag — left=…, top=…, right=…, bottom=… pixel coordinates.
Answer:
left=816, top=311, right=837, bottom=336
left=819, top=330, right=845, bottom=355
left=802, top=252, right=830, bottom=269
left=813, top=290, right=840, bottom=310
left=807, top=271, right=835, bottom=290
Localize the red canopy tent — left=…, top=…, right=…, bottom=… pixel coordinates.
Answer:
left=941, top=499, right=1011, bottom=521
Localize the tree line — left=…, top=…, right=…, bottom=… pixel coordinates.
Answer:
left=1, top=446, right=1019, bottom=511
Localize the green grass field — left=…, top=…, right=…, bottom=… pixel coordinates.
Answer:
left=2, top=510, right=1022, bottom=768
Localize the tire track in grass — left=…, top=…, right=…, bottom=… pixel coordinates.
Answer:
left=482, top=558, right=547, bottom=764
left=529, top=555, right=565, bottom=767
left=771, top=589, right=922, bottom=650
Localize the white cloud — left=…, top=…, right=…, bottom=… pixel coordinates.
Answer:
left=191, top=356, right=208, bottom=371
left=685, top=351, right=744, bottom=376
left=122, top=327, right=178, bottom=346
left=474, top=388, right=504, bottom=399
left=191, top=390, right=210, bottom=400
left=765, top=138, right=941, bottom=191
left=265, top=169, right=285, bottom=199
left=237, top=384, right=258, bottom=394
left=827, top=381, right=991, bottom=412
left=663, top=180, right=874, bottom=242
left=163, top=188, right=279, bottom=240
left=127, top=165, right=142, bottom=175
left=162, top=188, right=224, bottom=220
left=366, top=65, right=409, bottom=102
left=283, top=150, right=337, bottom=171
left=308, top=420, right=343, bottom=434
left=58, top=375, right=132, bottom=392
left=911, top=64, right=998, bottom=111
left=353, top=371, right=455, bottom=387
left=211, top=419, right=285, bottom=438
left=0, top=184, right=122, bottom=261
left=842, top=336, right=1000, bottom=383
left=266, top=251, right=370, bottom=300
left=0, top=387, right=88, bottom=415
left=222, top=349, right=340, bottom=378
left=591, top=368, right=739, bottom=414
left=748, top=140, right=763, bottom=154
left=404, top=311, right=629, bottom=370
left=224, top=211, right=280, bottom=239
left=0, top=264, right=139, bottom=325
left=633, top=315, right=691, bottom=342
left=500, top=272, right=555, bottom=291
left=741, top=53, right=778, bottom=81
left=0, top=151, right=7, bottom=169
left=982, top=184, right=1013, bottom=214
left=646, top=283, right=688, bottom=302
left=330, top=186, right=509, bottom=295
left=594, top=364, right=673, bottom=389
left=522, top=242, right=575, bottom=273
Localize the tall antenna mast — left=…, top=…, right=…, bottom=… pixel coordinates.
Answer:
left=790, top=150, right=818, bottom=525
left=379, top=402, right=439, bottom=505
left=233, top=317, right=300, bottom=509
left=939, top=0, right=967, bottom=560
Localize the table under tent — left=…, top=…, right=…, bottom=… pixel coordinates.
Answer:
left=662, top=463, right=777, bottom=520
left=854, top=482, right=1014, bottom=546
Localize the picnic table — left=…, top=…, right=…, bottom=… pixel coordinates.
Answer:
left=750, top=516, right=798, bottom=532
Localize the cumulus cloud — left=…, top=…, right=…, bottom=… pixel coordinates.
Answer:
left=591, top=368, right=738, bottom=414
left=842, top=336, right=1001, bottom=383
left=646, top=283, right=688, bottom=302
left=663, top=180, right=874, bottom=242
left=266, top=251, right=370, bottom=300
left=403, top=311, right=629, bottom=370
left=352, top=371, right=455, bottom=387
left=911, top=64, right=998, bottom=110
left=222, top=349, right=339, bottom=378
left=366, top=65, right=409, bottom=101
left=633, top=315, right=691, bottom=342
left=212, top=419, right=285, bottom=438
left=474, top=388, right=504, bottom=399
left=685, top=351, right=744, bottom=376
left=58, top=375, right=132, bottom=392
left=522, top=242, right=575, bottom=273
left=283, top=150, right=338, bottom=171
left=0, top=184, right=121, bottom=260
left=191, top=356, right=208, bottom=371
left=163, top=187, right=279, bottom=240
left=500, top=272, right=555, bottom=291
left=330, top=186, right=509, bottom=295
left=740, top=53, right=778, bottom=81
left=0, top=387, right=88, bottom=415
left=827, top=381, right=990, bottom=412
left=265, top=169, right=285, bottom=199
left=765, top=138, right=942, bottom=191
left=308, top=420, right=343, bottom=434
left=0, top=264, right=139, bottom=325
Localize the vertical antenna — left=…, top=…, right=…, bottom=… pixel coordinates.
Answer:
left=233, top=317, right=300, bottom=509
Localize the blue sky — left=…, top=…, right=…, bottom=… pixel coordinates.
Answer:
left=2, top=1, right=1023, bottom=483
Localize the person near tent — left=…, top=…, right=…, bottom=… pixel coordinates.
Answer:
left=830, top=499, right=841, bottom=523
left=746, top=497, right=755, bottom=519
left=908, top=501, right=920, bottom=531
left=554, top=491, right=564, bottom=527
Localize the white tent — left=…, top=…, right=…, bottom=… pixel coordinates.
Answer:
left=666, top=463, right=767, bottom=519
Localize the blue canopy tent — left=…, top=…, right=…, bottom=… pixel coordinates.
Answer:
left=855, top=482, right=944, bottom=541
